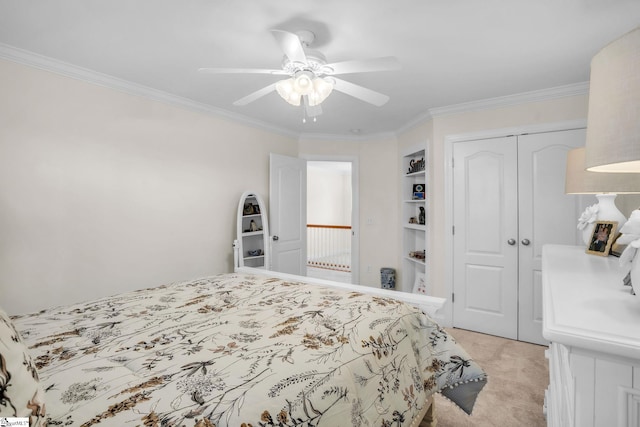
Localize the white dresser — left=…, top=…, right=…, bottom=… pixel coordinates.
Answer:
left=542, top=244, right=640, bottom=427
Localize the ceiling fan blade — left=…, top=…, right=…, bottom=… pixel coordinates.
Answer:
left=233, top=83, right=277, bottom=106
left=198, top=67, right=288, bottom=75
left=331, top=78, right=390, bottom=107
left=323, top=56, right=401, bottom=75
left=271, top=29, right=307, bottom=64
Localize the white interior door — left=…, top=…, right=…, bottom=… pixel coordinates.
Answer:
left=452, top=136, right=519, bottom=339
left=517, top=129, right=587, bottom=344
left=269, top=153, right=307, bottom=275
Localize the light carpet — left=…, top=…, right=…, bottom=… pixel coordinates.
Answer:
left=433, top=328, right=548, bottom=427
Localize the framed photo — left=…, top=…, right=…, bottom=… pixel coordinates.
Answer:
left=412, top=183, right=425, bottom=200
left=586, top=221, right=618, bottom=256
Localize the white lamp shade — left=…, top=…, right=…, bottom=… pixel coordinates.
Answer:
left=308, top=78, right=333, bottom=106
left=585, top=27, right=640, bottom=173
left=565, top=147, right=640, bottom=194
left=275, top=78, right=301, bottom=106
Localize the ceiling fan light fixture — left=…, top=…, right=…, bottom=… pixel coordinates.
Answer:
left=275, top=78, right=301, bottom=106
left=292, top=71, right=314, bottom=95
left=308, top=77, right=334, bottom=106
left=277, top=73, right=334, bottom=107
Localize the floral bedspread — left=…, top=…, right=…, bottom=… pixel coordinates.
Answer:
left=13, top=273, right=486, bottom=427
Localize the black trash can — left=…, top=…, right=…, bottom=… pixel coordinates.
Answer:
left=380, top=268, right=396, bottom=289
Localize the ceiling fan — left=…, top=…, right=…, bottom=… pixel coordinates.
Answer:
left=198, top=29, right=401, bottom=118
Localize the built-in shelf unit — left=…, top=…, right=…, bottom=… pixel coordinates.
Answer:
left=401, top=147, right=428, bottom=293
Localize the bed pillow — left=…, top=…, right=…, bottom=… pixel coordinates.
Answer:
left=0, top=307, right=46, bottom=426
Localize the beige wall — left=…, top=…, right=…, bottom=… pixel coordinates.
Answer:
left=299, top=136, right=399, bottom=287
left=0, top=59, right=298, bottom=314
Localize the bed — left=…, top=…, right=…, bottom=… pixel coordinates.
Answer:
left=1, top=269, right=486, bottom=427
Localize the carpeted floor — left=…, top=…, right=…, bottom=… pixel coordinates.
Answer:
left=433, top=328, right=548, bottom=427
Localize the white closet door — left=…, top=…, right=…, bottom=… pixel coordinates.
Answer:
left=453, top=136, right=519, bottom=339
left=452, top=129, right=588, bottom=343
left=517, top=129, right=586, bottom=344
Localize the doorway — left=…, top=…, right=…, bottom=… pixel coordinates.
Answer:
left=306, top=160, right=356, bottom=284
left=269, top=154, right=359, bottom=284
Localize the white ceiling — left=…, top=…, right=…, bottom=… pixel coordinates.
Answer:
left=1, top=1, right=639, bottom=137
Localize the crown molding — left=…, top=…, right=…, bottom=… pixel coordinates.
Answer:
left=443, top=118, right=588, bottom=144
left=395, top=110, right=433, bottom=135
left=427, top=82, right=590, bottom=118
left=0, top=43, right=298, bottom=139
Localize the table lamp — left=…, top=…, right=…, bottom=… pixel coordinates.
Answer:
left=565, top=147, right=640, bottom=244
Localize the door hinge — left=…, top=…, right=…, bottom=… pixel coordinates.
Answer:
left=452, top=293, right=455, bottom=303
left=451, top=158, right=454, bottom=168
left=452, top=225, right=455, bottom=235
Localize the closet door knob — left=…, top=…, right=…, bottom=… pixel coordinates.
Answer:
left=522, top=239, right=530, bottom=246
left=272, top=235, right=279, bottom=241
left=507, top=239, right=516, bottom=246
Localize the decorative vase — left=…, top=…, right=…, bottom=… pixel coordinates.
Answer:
left=595, top=193, right=627, bottom=228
